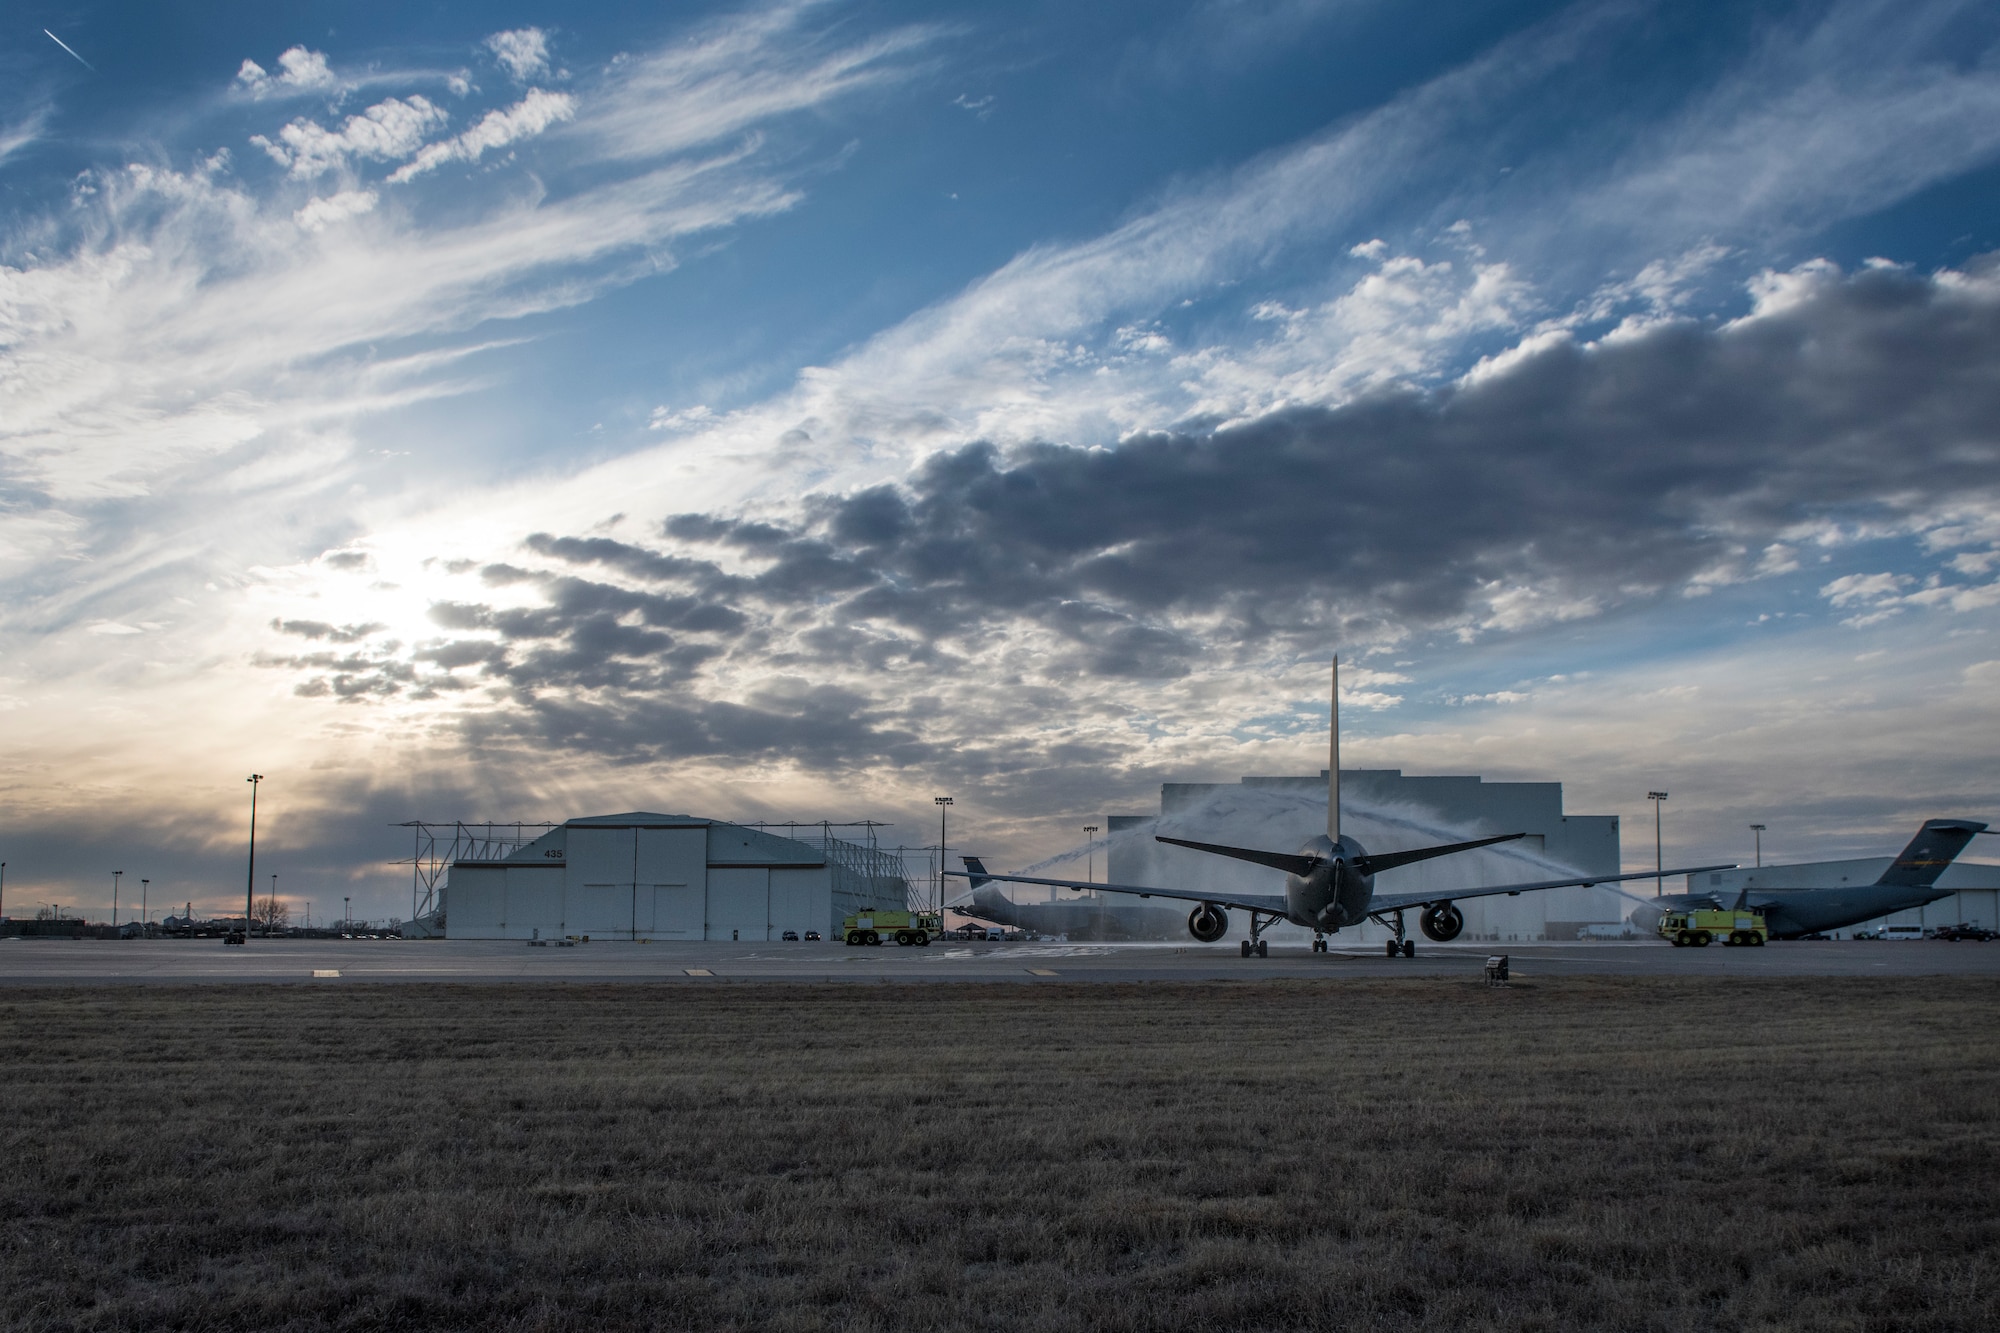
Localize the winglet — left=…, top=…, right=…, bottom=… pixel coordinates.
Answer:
left=1328, top=655, right=1341, bottom=843
left=961, top=855, right=993, bottom=889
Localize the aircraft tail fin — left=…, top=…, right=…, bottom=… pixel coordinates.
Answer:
left=1872, top=819, right=1989, bottom=889
left=961, top=855, right=994, bottom=889
left=1328, top=655, right=1341, bottom=843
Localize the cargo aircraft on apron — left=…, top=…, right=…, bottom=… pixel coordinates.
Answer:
left=1626, top=818, right=1992, bottom=940
left=948, top=658, right=1734, bottom=957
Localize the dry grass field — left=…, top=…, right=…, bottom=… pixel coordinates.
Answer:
left=2, top=978, right=1996, bottom=1332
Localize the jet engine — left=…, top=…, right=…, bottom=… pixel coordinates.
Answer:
left=1419, top=901, right=1464, bottom=942
left=1187, top=902, right=1229, bottom=942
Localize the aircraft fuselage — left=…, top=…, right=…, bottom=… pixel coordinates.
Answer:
left=1284, top=833, right=1375, bottom=929
left=1637, top=884, right=1958, bottom=938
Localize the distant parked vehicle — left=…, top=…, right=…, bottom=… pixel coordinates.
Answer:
left=224, top=931, right=246, bottom=947
left=1797, top=932, right=1832, bottom=941
left=1931, top=923, right=1997, bottom=941
left=1877, top=924, right=1926, bottom=941
left=781, top=930, right=799, bottom=941
left=803, top=930, right=821, bottom=941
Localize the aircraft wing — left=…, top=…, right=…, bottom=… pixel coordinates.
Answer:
left=942, top=865, right=1289, bottom=917
left=1366, top=863, right=1738, bottom=915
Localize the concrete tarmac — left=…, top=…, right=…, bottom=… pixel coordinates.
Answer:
left=4, top=936, right=1999, bottom=984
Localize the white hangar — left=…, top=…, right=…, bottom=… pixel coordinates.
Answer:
left=442, top=813, right=909, bottom=941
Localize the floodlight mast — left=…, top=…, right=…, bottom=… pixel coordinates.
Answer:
left=245, top=774, right=264, bottom=940
left=112, top=870, right=122, bottom=929
left=934, top=796, right=953, bottom=923
left=1750, top=823, right=1766, bottom=868
left=1647, top=791, right=1669, bottom=896
left=1084, top=825, right=1100, bottom=897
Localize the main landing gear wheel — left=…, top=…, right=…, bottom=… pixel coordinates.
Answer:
left=1401, top=939, right=1415, bottom=958
left=1385, top=939, right=1398, bottom=958
left=1312, top=936, right=1327, bottom=953
left=1241, top=939, right=1253, bottom=957
left=1257, top=939, right=1268, bottom=957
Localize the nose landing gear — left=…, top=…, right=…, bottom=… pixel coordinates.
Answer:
left=1312, top=933, right=1328, bottom=953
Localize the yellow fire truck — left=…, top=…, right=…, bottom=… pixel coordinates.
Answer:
left=1658, top=907, right=1769, bottom=948
left=842, top=910, right=942, bottom=947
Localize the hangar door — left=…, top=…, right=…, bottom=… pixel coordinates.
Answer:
left=707, top=867, right=769, bottom=941
left=566, top=826, right=705, bottom=940
left=637, top=827, right=704, bottom=939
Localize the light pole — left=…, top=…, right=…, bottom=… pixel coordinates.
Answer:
left=1647, top=791, right=1669, bottom=896
left=933, top=796, right=953, bottom=923
left=343, top=895, right=351, bottom=933
left=245, top=774, right=264, bottom=939
left=1083, top=825, right=1099, bottom=889
left=269, top=872, right=278, bottom=936
left=112, top=870, right=123, bottom=929
left=1749, top=824, right=1765, bottom=869
left=1, top=861, right=7, bottom=923
left=140, top=879, right=148, bottom=936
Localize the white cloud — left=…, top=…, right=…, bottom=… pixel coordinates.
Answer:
left=649, top=404, right=719, bottom=432
left=293, top=189, right=379, bottom=232
left=485, top=28, right=552, bottom=82
left=1823, top=572, right=1910, bottom=606
left=236, top=46, right=340, bottom=98
left=386, top=89, right=576, bottom=182
left=0, top=107, right=49, bottom=167
left=251, top=95, right=448, bottom=178
left=1822, top=569, right=2000, bottom=625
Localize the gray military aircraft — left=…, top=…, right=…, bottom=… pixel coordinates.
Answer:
left=1626, top=818, right=1992, bottom=938
left=949, top=658, right=1733, bottom=957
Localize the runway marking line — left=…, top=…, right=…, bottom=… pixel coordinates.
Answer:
left=311, top=970, right=341, bottom=978
left=684, top=968, right=714, bottom=977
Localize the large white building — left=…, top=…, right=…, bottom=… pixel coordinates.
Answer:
left=442, top=813, right=909, bottom=940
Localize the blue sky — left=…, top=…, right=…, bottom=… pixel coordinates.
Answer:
left=3, top=0, right=1999, bottom=920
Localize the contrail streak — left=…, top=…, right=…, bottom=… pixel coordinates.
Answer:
left=44, top=29, right=96, bottom=73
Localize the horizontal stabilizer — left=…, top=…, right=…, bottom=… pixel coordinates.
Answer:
left=1352, top=832, right=1526, bottom=877
left=1155, top=830, right=1527, bottom=879
left=1153, top=836, right=1320, bottom=876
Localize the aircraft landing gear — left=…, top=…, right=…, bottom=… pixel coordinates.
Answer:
left=1241, top=912, right=1274, bottom=957
left=1371, top=909, right=1417, bottom=958
left=1312, top=934, right=1327, bottom=953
